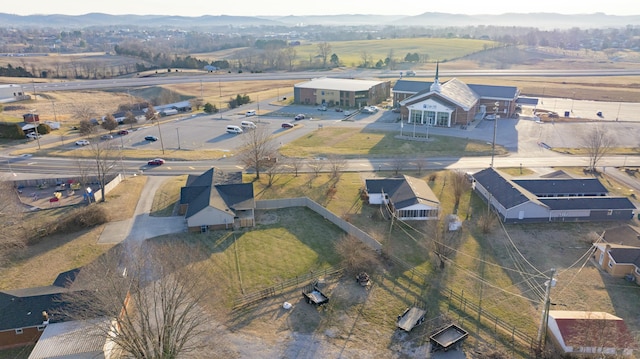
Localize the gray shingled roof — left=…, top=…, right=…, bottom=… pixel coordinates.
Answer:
left=181, top=168, right=254, bottom=218
left=392, top=79, right=432, bottom=93
left=473, top=168, right=542, bottom=209
left=0, top=289, right=68, bottom=331
left=439, top=78, right=480, bottom=110
left=468, top=84, right=519, bottom=100
left=366, top=175, right=439, bottom=209
left=539, top=197, right=636, bottom=211
left=608, top=247, right=640, bottom=267
left=513, top=178, right=608, bottom=196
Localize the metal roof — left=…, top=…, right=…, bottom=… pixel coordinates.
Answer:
left=28, top=319, right=109, bottom=359
left=295, top=78, right=385, bottom=92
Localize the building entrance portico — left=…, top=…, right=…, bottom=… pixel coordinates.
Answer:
left=407, top=98, right=454, bottom=127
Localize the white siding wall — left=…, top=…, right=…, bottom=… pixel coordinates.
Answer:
left=396, top=203, right=439, bottom=220
left=505, top=202, right=550, bottom=220
left=187, top=207, right=234, bottom=228
left=368, top=193, right=386, bottom=205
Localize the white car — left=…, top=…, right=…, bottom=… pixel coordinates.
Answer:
left=75, top=140, right=90, bottom=146
left=26, top=133, right=41, bottom=139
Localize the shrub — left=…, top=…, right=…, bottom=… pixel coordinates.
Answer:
left=335, top=235, right=381, bottom=275
left=53, top=205, right=109, bottom=234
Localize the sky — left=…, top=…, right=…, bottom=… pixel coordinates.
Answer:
left=4, top=0, right=639, bottom=17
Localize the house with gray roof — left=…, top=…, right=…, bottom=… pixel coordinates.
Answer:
left=28, top=318, right=111, bottom=359
left=0, top=268, right=82, bottom=349
left=472, top=168, right=636, bottom=223
left=179, top=168, right=255, bottom=232
left=365, top=175, right=439, bottom=220
left=393, top=63, right=520, bottom=127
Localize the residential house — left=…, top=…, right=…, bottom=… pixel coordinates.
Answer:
left=179, top=168, right=255, bottom=232
left=393, top=62, right=520, bottom=127
left=365, top=175, right=439, bottom=220
left=472, top=168, right=636, bottom=223
left=0, top=269, right=80, bottom=349
left=594, top=224, right=640, bottom=282
left=547, top=311, right=637, bottom=357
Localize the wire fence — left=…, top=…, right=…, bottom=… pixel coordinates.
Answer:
left=383, top=251, right=537, bottom=354
left=232, top=266, right=344, bottom=310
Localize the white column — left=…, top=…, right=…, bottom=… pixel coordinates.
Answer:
left=420, top=109, right=424, bottom=124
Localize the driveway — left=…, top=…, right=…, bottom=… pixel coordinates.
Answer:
left=98, top=176, right=185, bottom=244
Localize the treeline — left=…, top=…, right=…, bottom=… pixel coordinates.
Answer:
left=114, top=44, right=229, bottom=70
left=0, top=64, right=32, bottom=77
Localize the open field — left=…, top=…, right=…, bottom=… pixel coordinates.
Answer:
left=279, top=127, right=508, bottom=158
left=149, top=174, right=186, bottom=216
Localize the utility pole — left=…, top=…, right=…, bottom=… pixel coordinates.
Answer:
left=154, top=114, right=165, bottom=155
left=31, top=109, right=41, bottom=150
left=490, top=102, right=499, bottom=168
left=536, top=268, right=556, bottom=355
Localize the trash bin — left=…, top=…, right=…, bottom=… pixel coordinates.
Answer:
left=564, top=111, right=570, bottom=117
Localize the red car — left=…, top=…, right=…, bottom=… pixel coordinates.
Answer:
left=281, top=122, right=294, bottom=129
left=117, top=130, right=129, bottom=135
left=147, top=158, right=165, bottom=166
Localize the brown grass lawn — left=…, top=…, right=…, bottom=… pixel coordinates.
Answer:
left=150, top=175, right=187, bottom=216
left=280, top=128, right=507, bottom=158
left=0, top=175, right=146, bottom=290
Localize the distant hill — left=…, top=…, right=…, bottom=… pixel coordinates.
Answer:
left=1, top=12, right=639, bottom=29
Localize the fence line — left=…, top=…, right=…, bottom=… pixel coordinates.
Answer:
left=383, top=251, right=536, bottom=352
left=232, top=266, right=344, bottom=310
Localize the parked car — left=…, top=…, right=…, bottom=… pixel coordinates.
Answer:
left=294, top=114, right=305, bottom=121
left=335, top=108, right=343, bottom=112
left=484, top=114, right=496, bottom=121
left=26, top=133, right=41, bottom=139
left=144, top=135, right=158, bottom=141
left=117, top=130, right=129, bottom=135
left=281, top=122, right=294, bottom=129
left=75, top=140, right=90, bottom=146
left=405, top=70, right=416, bottom=77
left=101, top=134, right=114, bottom=140
left=147, top=158, right=165, bottom=166
left=317, top=106, right=327, bottom=111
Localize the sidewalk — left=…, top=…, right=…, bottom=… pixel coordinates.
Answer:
left=97, top=176, right=186, bottom=244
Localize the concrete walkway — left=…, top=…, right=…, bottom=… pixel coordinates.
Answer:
left=97, top=176, right=186, bottom=244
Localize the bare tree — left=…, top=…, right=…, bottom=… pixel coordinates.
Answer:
left=308, top=158, right=325, bottom=177
left=317, top=42, right=332, bottom=68
left=285, top=157, right=304, bottom=177
left=60, top=242, right=213, bottom=358
left=145, top=105, right=157, bottom=122
left=334, top=235, right=381, bottom=275
left=391, top=157, right=407, bottom=175
left=124, top=111, right=137, bottom=129
left=78, top=119, right=95, bottom=136
left=102, top=114, right=118, bottom=133
left=190, top=98, right=204, bottom=111
left=582, top=126, right=613, bottom=172
left=239, top=126, right=276, bottom=180
left=284, top=46, right=297, bottom=71
left=413, top=158, right=428, bottom=175
left=265, top=156, right=283, bottom=187
left=89, top=140, right=120, bottom=202
left=73, top=104, right=97, bottom=125
left=450, top=170, right=471, bottom=209
left=426, top=214, right=462, bottom=270
left=327, top=155, right=346, bottom=179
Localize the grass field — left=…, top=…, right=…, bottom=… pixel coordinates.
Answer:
left=280, top=127, right=508, bottom=158
left=149, top=175, right=187, bottom=216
